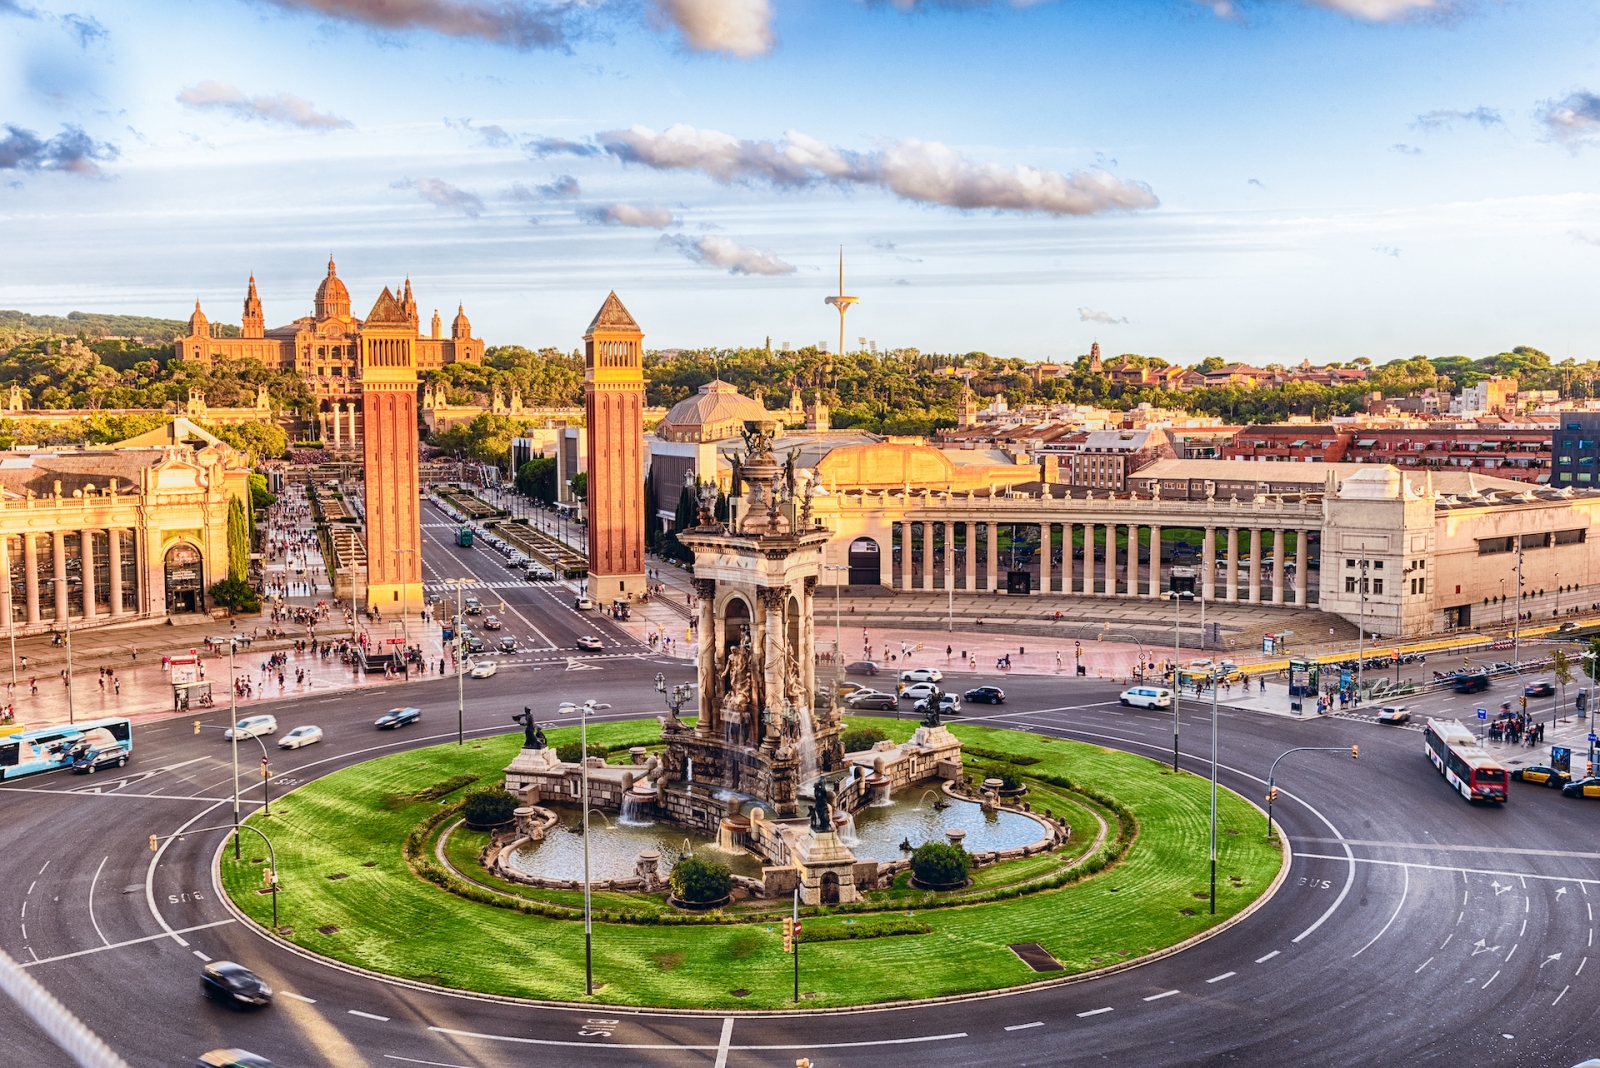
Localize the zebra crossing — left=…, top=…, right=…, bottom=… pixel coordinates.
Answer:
left=424, top=580, right=542, bottom=594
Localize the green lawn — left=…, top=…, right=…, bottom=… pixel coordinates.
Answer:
left=221, top=718, right=1280, bottom=1008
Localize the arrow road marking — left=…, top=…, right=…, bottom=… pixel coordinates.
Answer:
left=1471, top=939, right=1501, bottom=956
left=565, top=658, right=601, bottom=672
left=1542, top=953, right=1563, bottom=968
left=1491, top=880, right=1511, bottom=896
left=1557, top=887, right=1569, bottom=898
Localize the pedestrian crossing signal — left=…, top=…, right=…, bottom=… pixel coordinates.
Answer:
left=782, top=918, right=794, bottom=953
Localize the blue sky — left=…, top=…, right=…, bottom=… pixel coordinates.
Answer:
left=2, top=0, right=1599, bottom=363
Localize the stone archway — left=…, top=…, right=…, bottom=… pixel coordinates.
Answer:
left=820, top=870, right=840, bottom=905
left=164, top=543, right=204, bottom=615
left=847, top=537, right=881, bottom=585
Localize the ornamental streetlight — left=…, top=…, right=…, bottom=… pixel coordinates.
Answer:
left=443, top=578, right=472, bottom=745
left=823, top=564, right=846, bottom=669
left=558, top=698, right=612, bottom=997
left=1169, top=584, right=1194, bottom=772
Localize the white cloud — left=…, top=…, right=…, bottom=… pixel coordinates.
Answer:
left=0, top=123, right=117, bottom=177
left=253, top=0, right=570, bottom=49
left=1306, top=0, right=1440, bottom=19
left=580, top=201, right=676, bottom=227
left=599, top=123, right=1157, bottom=216
left=177, top=81, right=351, bottom=130
left=1539, top=90, right=1600, bottom=149
left=1078, top=307, right=1127, bottom=325
left=391, top=176, right=484, bottom=216
left=658, top=234, right=794, bottom=274
left=656, top=0, right=774, bottom=57
left=1571, top=230, right=1600, bottom=247
left=1389, top=143, right=1422, bottom=155
left=1412, top=106, right=1502, bottom=131
left=1373, top=245, right=1400, bottom=257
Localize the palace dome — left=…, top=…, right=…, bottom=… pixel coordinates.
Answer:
left=314, top=256, right=351, bottom=320
left=657, top=380, right=771, bottom=443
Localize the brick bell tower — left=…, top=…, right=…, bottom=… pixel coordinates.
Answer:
left=584, top=291, right=647, bottom=600
left=359, top=285, right=425, bottom=614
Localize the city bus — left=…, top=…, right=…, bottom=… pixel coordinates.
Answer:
left=0, top=717, right=132, bottom=781
left=456, top=525, right=474, bottom=548
left=1423, top=718, right=1508, bottom=803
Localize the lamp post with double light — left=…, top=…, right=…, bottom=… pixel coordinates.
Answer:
left=558, top=698, right=612, bottom=997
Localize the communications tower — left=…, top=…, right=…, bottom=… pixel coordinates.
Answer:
left=823, top=247, right=857, bottom=357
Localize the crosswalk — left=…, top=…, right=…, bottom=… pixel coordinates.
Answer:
left=424, top=580, right=542, bottom=594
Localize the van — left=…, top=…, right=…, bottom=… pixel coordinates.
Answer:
left=1119, top=686, right=1173, bottom=710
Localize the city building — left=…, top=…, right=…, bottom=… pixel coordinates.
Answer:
left=1222, top=422, right=1552, bottom=482
left=584, top=292, right=648, bottom=599
left=1552, top=411, right=1600, bottom=486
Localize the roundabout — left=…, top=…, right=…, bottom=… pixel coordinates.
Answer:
left=214, top=718, right=1282, bottom=1009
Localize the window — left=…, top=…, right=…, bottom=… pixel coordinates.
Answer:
left=1477, top=537, right=1514, bottom=555
left=1345, top=576, right=1357, bottom=593
left=1564, top=439, right=1576, bottom=448
left=1560, top=456, right=1572, bottom=465
left=1417, top=577, right=1425, bottom=594
left=1372, top=579, right=1384, bottom=595
left=1374, top=560, right=1384, bottom=569
left=1555, top=528, right=1586, bottom=546
left=1346, top=559, right=1355, bottom=568
left=1583, top=474, right=1593, bottom=483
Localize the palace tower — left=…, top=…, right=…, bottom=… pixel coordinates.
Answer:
left=584, top=292, right=647, bottom=599
left=359, top=286, right=424, bottom=613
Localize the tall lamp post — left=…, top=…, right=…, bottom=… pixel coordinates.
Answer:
left=1169, top=587, right=1193, bottom=772
left=394, top=547, right=415, bottom=677
left=46, top=577, right=73, bottom=725
left=823, top=564, right=846, bottom=668
left=1514, top=539, right=1524, bottom=666
left=1209, top=668, right=1219, bottom=915
left=1555, top=572, right=1561, bottom=620
left=443, top=578, right=470, bottom=745
left=559, top=698, right=612, bottom=997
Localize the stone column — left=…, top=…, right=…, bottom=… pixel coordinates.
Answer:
left=1037, top=523, right=1051, bottom=594
left=0, top=536, right=10, bottom=631
left=109, top=529, right=124, bottom=616
left=1271, top=528, right=1286, bottom=605
left=1202, top=526, right=1217, bottom=603
left=694, top=579, right=715, bottom=736
left=52, top=531, right=68, bottom=621
left=802, top=577, right=817, bottom=709
left=902, top=523, right=914, bottom=591
left=331, top=405, right=341, bottom=446
left=1248, top=528, right=1263, bottom=604
left=348, top=402, right=358, bottom=444
left=1294, top=529, right=1310, bottom=606
left=922, top=522, right=935, bottom=590
left=80, top=528, right=97, bottom=620
left=985, top=524, right=998, bottom=592
left=760, top=588, right=785, bottom=744
left=1225, top=528, right=1239, bottom=603
left=1101, top=523, right=1115, bottom=597
left=1148, top=524, right=1162, bottom=598
left=23, top=534, right=38, bottom=625
left=963, top=521, right=976, bottom=591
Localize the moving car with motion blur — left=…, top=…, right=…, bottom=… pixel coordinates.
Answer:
left=900, top=682, right=939, bottom=702
left=70, top=745, right=128, bottom=774
left=1562, top=776, right=1600, bottom=799
left=200, top=961, right=272, bottom=1008
left=844, top=689, right=897, bottom=711
left=1523, top=681, right=1555, bottom=698
left=899, top=667, right=943, bottom=684
left=1118, top=686, right=1173, bottom=710
left=483, top=616, right=503, bottom=630
left=1374, top=706, right=1411, bottom=725
left=198, top=1050, right=279, bottom=1068
left=374, top=707, right=421, bottom=729
left=225, top=715, right=277, bottom=741
left=845, top=661, right=881, bottom=677
left=913, top=692, right=961, bottom=717
left=576, top=636, right=604, bottom=651
left=469, top=660, right=498, bottom=679
left=277, top=725, right=323, bottom=749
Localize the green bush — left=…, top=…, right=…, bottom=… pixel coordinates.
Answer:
left=840, top=726, right=889, bottom=753
left=208, top=576, right=260, bottom=613
left=910, top=841, right=973, bottom=887
left=556, top=741, right=607, bottom=763
left=997, top=768, right=1024, bottom=791
left=461, top=787, right=518, bottom=827
left=669, top=856, right=732, bottom=903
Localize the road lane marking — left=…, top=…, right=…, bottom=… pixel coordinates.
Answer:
left=1482, top=970, right=1500, bottom=989
left=1206, top=972, right=1236, bottom=983
left=1578, top=957, right=1588, bottom=975
left=1005, top=1022, right=1044, bottom=1030
left=1505, top=943, right=1518, bottom=963
left=1076, top=1007, right=1113, bottom=1018
left=1255, top=951, right=1279, bottom=963
left=712, top=1017, right=734, bottom=1068
left=1143, top=990, right=1179, bottom=1001
left=192, top=950, right=210, bottom=961
left=349, top=1010, right=391, bottom=1021
left=146, top=798, right=231, bottom=947
left=1415, top=957, right=1433, bottom=974
left=282, top=992, right=317, bottom=1003
left=1293, top=854, right=1600, bottom=886
left=1352, top=863, right=1409, bottom=958
left=1555, top=985, right=1570, bottom=1006
left=385, top=1057, right=474, bottom=1068
left=88, top=855, right=110, bottom=947
left=1302, top=837, right=1600, bottom=862
left=429, top=1026, right=968, bottom=1050
left=20, top=919, right=235, bottom=967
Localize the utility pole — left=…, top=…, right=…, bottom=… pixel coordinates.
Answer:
left=1514, top=539, right=1524, bottom=666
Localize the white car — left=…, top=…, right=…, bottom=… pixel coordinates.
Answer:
left=574, top=596, right=596, bottom=611
left=225, top=715, right=278, bottom=740
left=576, top=636, right=604, bottom=651
left=900, top=667, right=943, bottom=684
left=278, top=725, right=323, bottom=749
left=1119, top=686, right=1173, bottom=710
left=900, top=682, right=939, bottom=702
left=468, top=659, right=498, bottom=679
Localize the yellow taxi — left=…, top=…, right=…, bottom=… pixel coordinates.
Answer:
left=1512, top=764, right=1569, bottom=788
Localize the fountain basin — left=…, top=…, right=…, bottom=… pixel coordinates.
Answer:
left=503, top=805, right=766, bottom=882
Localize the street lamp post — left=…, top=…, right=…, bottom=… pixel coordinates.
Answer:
left=394, top=548, right=416, bottom=678
left=1514, top=540, right=1524, bottom=666
left=46, top=577, right=73, bottom=725
left=1356, top=558, right=1367, bottom=706
left=559, top=698, right=613, bottom=997
left=1169, top=589, right=1192, bottom=772
left=444, top=578, right=470, bottom=744
left=1209, top=669, right=1219, bottom=915
left=1555, top=572, right=1561, bottom=620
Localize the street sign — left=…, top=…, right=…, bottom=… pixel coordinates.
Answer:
left=1589, top=734, right=1598, bottom=744
left=1477, top=707, right=1488, bottom=721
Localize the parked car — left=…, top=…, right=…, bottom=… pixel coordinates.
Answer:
left=900, top=682, right=939, bottom=702
left=899, top=667, right=943, bottom=684
left=913, top=692, right=961, bottom=717
left=576, top=636, right=604, bottom=651
left=198, top=1050, right=278, bottom=1068
left=1374, top=706, right=1411, bottom=725
left=277, top=725, right=323, bottom=749
left=574, top=596, right=596, bottom=611
left=70, top=746, right=127, bottom=774
left=1562, top=776, right=1600, bottom=799
left=845, top=661, right=880, bottom=677
left=374, top=707, right=421, bottom=729
left=200, top=961, right=272, bottom=1008
left=1524, top=681, right=1556, bottom=698
left=483, top=616, right=503, bottom=630
left=1514, top=764, right=1569, bottom=788
left=845, top=689, right=897, bottom=711
left=225, top=715, right=277, bottom=741
left=963, top=685, right=1006, bottom=705
left=1118, top=686, right=1172, bottom=710
left=469, top=660, right=498, bottom=679
left=498, top=636, right=518, bottom=653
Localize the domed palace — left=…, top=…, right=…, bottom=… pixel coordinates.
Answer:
left=173, top=258, right=483, bottom=400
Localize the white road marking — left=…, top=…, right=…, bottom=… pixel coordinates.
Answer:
left=1352, top=863, right=1409, bottom=959
left=19, top=924, right=25, bottom=940
left=20, top=919, right=235, bottom=967
left=1206, top=972, right=1236, bottom=983
left=282, top=992, right=317, bottom=1003
left=1541, top=953, right=1563, bottom=968
left=1505, top=943, right=1518, bottom=962
left=88, top=855, right=110, bottom=947
left=1005, top=1022, right=1044, bottom=1031
left=1440, top=933, right=1453, bottom=950
left=429, top=1026, right=969, bottom=1050
left=1520, top=919, right=1527, bottom=937
left=192, top=950, right=210, bottom=961
left=1255, top=951, right=1280, bottom=963
left=1482, top=970, right=1501, bottom=989
left=1578, top=957, right=1588, bottom=975
left=1415, top=957, right=1433, bottom=974
left=712, top=1017, right=734, bottom=1068
left=1076, top=1007, right=1113, bottom=1018
left=349, top=1010, right=391, bottom=1022
left=26, top=882, right=34, bottom=895
left=1143, top=990, right=1179, bottom=1001
left=38, top=861, right=48, bottom=875
left=19, top=901, right=24, bottom=918
left=1555, top=985, right=1571, bottom=1006
left=1293, top=853, right=1600, bottom=886
left=384, top=1056, right=473, bottom=1068
left=145, top=798, right=231, bottom=947
left=1463, top=889, right=1469, bottom=906
left=26, top=947, right=37, bottom=961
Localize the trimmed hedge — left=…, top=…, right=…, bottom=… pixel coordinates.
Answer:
left=669, top=856, right=733, bottom=903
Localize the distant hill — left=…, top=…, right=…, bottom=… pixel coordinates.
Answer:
left=0, top=310, right=239, bottom=346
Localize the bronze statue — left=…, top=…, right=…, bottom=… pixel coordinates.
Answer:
left=920, top=693, right=943, bottom=729
left=512, top=708, right=545, bottom=750
left=808, top=779, right=833, bottom=832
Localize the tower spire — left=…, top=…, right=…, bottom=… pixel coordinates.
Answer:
left=823, top=245, right=858, bottom=358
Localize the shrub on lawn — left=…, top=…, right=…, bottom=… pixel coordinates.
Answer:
left=910, top=841, right=973, bottom=887
left=556, top=741, right=607, bottom=763
left=462, top=787, right=518, bottom=827
left=840, top=726, right=889, bottom=753
left=669, top=856, right=732, bottom=903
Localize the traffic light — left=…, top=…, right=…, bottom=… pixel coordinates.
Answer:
left=1520, top=695, right=1528, bottom=710
left=261, top=757, right=271, bottom=779
left=149, top=834, right=158, bottom=852
left=1351, top=745, right=1360, bottom=760
left=1266, top=787, right=1279, bottom=803
left=782, top=918, right=794, bottom=953
left=263, top=867, right=275, bottom=889
left=193, top=720, right=201, bottom=734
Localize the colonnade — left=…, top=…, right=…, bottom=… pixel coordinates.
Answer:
left=891, top=519, right=1316, bottom=605
left=0, top=528, right=138, bottom=626
left=324, top=402, right=359, bottom=446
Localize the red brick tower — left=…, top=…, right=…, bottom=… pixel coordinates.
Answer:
left=359, top=286, right=424, bottom=614
left=584, top=292, right=647, bottom=600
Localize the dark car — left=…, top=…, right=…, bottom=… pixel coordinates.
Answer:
left=70, top=746, right=128, bottom=774
left=845, top=661, right=880, bottom=677
left=1452, top=673, right=1490, bottom=694
left=963, top=686, right=1006, bottom=705
left=1514, top=764, right=1569, bottom=788
left=845, top=690, right=897, bottom=711
left=463, top=632, right=485, bottom=654
left=483, top=616, right=503, bottom=631
left=198, top=1050, right=278, bottom=1068
left=498, top=635, right=518, bottom=652
left=200, top=961, right=272, bottom=1008
left=374, top=707, right=422, bottom=730
left=1562, top=776, right=1600, bottom=799
left=1524, top=681, right=1555, bottom=698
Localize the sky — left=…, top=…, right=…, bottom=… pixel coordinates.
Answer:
left=2, top=0, right=1600, bottom=364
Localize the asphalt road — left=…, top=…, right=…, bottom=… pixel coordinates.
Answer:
left=3, top=513, right=1599, bottom=1067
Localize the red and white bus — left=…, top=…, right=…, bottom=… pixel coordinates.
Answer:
left=1424, top=718, right=1508, bottom=803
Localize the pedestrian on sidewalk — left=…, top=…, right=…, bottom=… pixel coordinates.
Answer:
left=18, top=655, right=25, bottom=670
left=113, top=677, right=120, bottom=695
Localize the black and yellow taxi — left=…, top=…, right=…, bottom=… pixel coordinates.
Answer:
left=1562, top=776, right=1600, bottom=799
left=1512, top=764, right=1569, bottom=788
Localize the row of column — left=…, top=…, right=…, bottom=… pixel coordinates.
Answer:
left=893, top=521, right=1314, bottom=604
left=324, top=402, right=358, bottom=445
left=2, top=528, right=135, bottom=627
